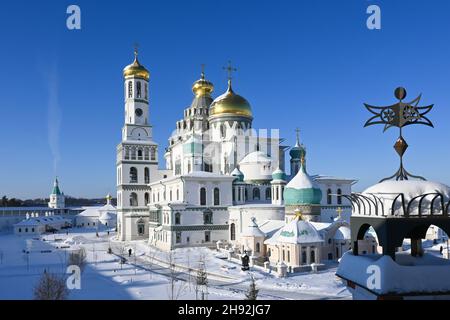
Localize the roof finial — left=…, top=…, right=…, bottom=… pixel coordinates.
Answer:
left=134, top=43, right=139, bottom=59
left=223, top=60, right=237, bottom=91
left=200, top=63, right=205, bottom=79
left=295, top=128, right=300, bottom=146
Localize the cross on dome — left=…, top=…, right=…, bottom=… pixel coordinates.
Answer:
left=223, top=60, right=237, bottom=82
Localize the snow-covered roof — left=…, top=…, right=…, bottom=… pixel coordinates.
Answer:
left=239, top=151, right=272, bottom=164
left=258, top=219, right=285, bottom=238
left=241, top=217, right=265, bottom=238
left=361, top=180, right=450, bottom=215
left=265, top=218, right=323, bottom=245
left=333, top=226, right=351, bottom=240
left=78, top=207, right=102, bottom=217
left=286, top=165, right=319, bottom=190
left=312, top=175, right=357, bottom=183
left=364, top=180, right=450, bottom=200
left=337, top=252, right=450, bottom=295
left=14, top=216, right=69, bottom=227
left=99, top=211, right=116, bottom=221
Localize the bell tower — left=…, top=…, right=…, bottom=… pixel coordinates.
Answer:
left=116, top=48, right=158, bottom=241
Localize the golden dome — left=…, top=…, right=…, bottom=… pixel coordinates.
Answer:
left=192, top=72, right=214, bottom=97
left=210, top=80, right=252, bottom=118
left=123, top=51, right=149, bottom=80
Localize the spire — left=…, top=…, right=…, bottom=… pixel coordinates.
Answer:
left=295, top=128, right=301, bottom=147
left=52, top=177, right=61, bottom=195
left=133, top=43, right=139, bottom=63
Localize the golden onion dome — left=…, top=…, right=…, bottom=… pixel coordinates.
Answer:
left=210, top=80, right=252, bottom=118
left=192, top=72, right=214, bottom=97
left=123, top=50, right=150, bottom=80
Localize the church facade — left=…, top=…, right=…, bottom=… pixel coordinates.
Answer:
left=116, top=52, right=360, bottom=265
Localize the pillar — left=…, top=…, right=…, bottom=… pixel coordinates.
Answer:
left=411, top=239, right=423, bottom=257
left=306, top=247, right=311, bottom=265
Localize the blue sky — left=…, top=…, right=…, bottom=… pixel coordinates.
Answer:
left=1, top=0, right=450, bottom=198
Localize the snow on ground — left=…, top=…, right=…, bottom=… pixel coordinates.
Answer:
left=0, top=228, right=349, bottom=300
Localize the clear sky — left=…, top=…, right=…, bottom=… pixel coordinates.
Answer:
left=1, top=0, right=450, bottom=199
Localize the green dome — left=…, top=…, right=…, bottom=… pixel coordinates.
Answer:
left=272, top=168, right=286, bottom=181
left=284, top=164, right=322, bottom=205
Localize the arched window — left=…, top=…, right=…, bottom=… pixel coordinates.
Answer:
left=144, top=192, right=149, bottom=205
left=129, top=167, right=138, bottom=183
left=265, top=188, right=271, bottom=200
left=253, top=188, right=260, bottom=200
left=255, top=242, right=260, bottom=253
left=169, top=190, right=172, bottom=201
left=130, top=192, right=138, bottom=207
left=145, top=83, right=148, bottom=100
left=136, top=81, right=141, bottom=98
left=337, top=188, right=342, bottom=205
left=327, top=188, right=332, bottom=205
left=144, top=167, right=150, bottom=184
left=302, top=251, right=307, bottom=264
left=128, top=81, right=133, bottom=98
left=213, top=188, right=220, bottom=205
left=230, top=223, right=236, bottom=241
left=275, top=187, right=279, bottom=200
left=176, top=189, right=180, bottom=200
left=200, top=187, right=206, bottom=205
left=245, top=189, right=248, bottom=201
left=137, top=220, right=145, bottom=235
left=138, top=149, right=143, bottom=160
left=175, top=212, right=181, bottom=225
left=203, top=210, right=213, bottom=224
left=220, top=124, right=226, bottom=138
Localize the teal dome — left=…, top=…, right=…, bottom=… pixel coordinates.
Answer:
left=231, top=167, right=244, bottom=182
left=272, top=168, right=286, bottom=181
left=284, top=164, right=322, bottom=205
left=183, top=136, right=202, bottom=154
left=289, top=141, right=306, bottom=160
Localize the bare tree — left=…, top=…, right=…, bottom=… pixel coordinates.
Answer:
left=33, top=271, right=69, bottom=300
left=68, top=247, right=86, bottom=273
left=195, top=254, right=208, bottom=300
left=166, top=251, right=186, bottom=300
left=245, top=275, right=259, bottom=300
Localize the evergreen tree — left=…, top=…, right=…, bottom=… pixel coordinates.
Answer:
left=245, top=275, right=259, bottom=300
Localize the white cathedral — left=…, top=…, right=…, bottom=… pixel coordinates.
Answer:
left=116, top=51, right=368, bottom=268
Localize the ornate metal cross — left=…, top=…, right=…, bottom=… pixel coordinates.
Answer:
left=363, top=87, right=434, bottom=182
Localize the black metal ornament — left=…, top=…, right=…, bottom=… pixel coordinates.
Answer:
left=363, top=87, right=434, bottom=182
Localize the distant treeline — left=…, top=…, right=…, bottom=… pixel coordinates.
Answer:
left=1, top=196, right=116, bottom=207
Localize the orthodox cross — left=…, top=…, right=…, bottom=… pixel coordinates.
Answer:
left=336, top=207, right=343, bottom=219
left=223, top=60, right=237, bottom=81
left=294, top=208, right=303, bottom=221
